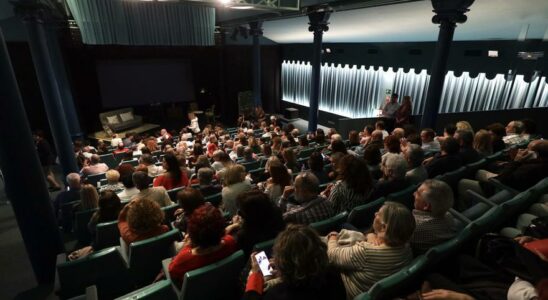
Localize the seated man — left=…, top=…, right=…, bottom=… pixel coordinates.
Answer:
left=131, top=171, right=173, bottom=207
left=53, top=173, right=82, bottom=219
left=368, top=154, right=411, bottom=201
left=138, top=154, right=162, bottom=177
left=410, top=179, right=456, bottom=254
left=425, top=137, right=462, bottom=178
left=197, top=167, right=221, bottom=197
left=280, top=172, right=334, bottom=225
left=503, top=120, right=526, bottom=146
left=81, top=154, right=109, bottom=176
left=405, top=144, right=428, bottom=185
left=454, top=129, right=481, bottom=164
left=420, top=128, right=441, bottom=153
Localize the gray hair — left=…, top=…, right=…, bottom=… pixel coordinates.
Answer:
left=66, top=173, right=81, bottom=188
left=384, top=154, right=407, bottom=179
left=405, top=144, right=424, bottom=169
left=295, top=171, right=320, bottom=194
left=381, top=202, right=416, bottom=247
left=198, top=167, right=214, bottom=185
left=331, top=134, right=342, bottom=142
left=420, top=179, right=454, bottom=218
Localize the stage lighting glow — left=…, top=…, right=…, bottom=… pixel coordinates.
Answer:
left=488, top=50, right=498, bottom=57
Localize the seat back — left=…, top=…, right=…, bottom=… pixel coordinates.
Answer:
left=347, top=197, right=385, bottom=231
left=386, top=184, right=418, bottom=210
left=114, top=152, right=128, bottom=163
left=60, top=200, right=79, bottom=232
left=120, top=159, right=139, bottom=167
left=128, top=229, right=180, bottom=285
left=99, top=154, right=118, bottom=169
left=75, top=208, right=99, bottom=244
left=298, top=147, right=315, bottom=159
left=86, top=173, right=106, bottom=188
left=464, top=158, right=487, bottom=179
left=95, top=220, right=121, bottom=250
left=241, top=161, right=260, bottom=172
left=167, top=187, right=185, bottom=202
left=436, top=166, right=467, bottom=194
left=57, top=247, right=130, bottom=299
left=180, top=250, right=246, bottom=300
left=205, top=192, right=222, bottom=207
left=115, top=280, right=177, bottom=300
left=310, top=211, right=348, bottom=235
left=252, top=239, right=275, bottom=257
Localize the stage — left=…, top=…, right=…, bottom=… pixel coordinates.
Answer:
left=281, top=117, right=331, bottom=134
left=88, top=123, right=160, bottom=141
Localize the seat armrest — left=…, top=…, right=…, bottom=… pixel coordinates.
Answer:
left=117, top=238, right=130, bottom=267
left=466, top=190, right=497, bottom=207
left=449, top=208, right=472, bottom=225
left=162, top=258, right=181, bottom=297
left=487, top=178, right=519, bottom=195
left=85, top=285, right=98, bottom=300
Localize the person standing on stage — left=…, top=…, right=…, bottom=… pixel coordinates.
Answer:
left=187, top=112, right=200, bottom=134
left=381, top=93, right=400, bottom=119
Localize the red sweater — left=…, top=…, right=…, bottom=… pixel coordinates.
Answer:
left=169, top=235, right=238, bottom=287
left=153, top=173, right=189, bottom=190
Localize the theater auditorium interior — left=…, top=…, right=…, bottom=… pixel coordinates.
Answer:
left=1, top=0, right=548, bottom=299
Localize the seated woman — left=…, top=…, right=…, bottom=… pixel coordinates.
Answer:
left=168, top=204, right=238, bottom=288
left=244, top=224, right=346, bottom=300
left=221, top=164, right=252, bottom=216
left=88, top=190, right=122, bottom=241
left=263, top=158, right=292, bottom=204
left=118, top=198, right=169, bottom=245
left=225, top=190, right=285, bottom=256
left=282, top=148, right=300, bottom=174
left=153, top=153, right=189, bottom=190
left=173, top=188, right=205, bottom=232
left=327, top=202, right=416, bottom=299
left=76, top=184, right=99, bottom=212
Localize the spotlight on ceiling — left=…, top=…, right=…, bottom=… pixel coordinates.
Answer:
left=487, top=50, right=498, bottom=58
left=325, top=48, right=331, bottom=53
left=517, top=51, right=544, bottom=60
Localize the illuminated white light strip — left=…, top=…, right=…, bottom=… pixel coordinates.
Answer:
left=281, top=60, right=548, bottom=117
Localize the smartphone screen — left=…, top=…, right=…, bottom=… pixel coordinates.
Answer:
left=254, top=251, right=272, bottom=276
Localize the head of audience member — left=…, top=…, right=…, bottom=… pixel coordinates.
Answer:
left=348, top=130, right=360, bottom=146
left=506, top=120, right=524, bottom=135
left=176, top=155, right=188, bottom=169
left=420, top=128, right=436, bottom=144
left=454, top=129, right=474, bottom=148
left=384, top=135, right=401, bottom=154
left=391, top=128, right=405, bottom=140
left=529, top=140, right=548, bottom=161
left=97, top=190, right=122, bottom=221
left=270, top=224, right=328, bottom=288
left=188, top=112, right=196, bottom=120
left=139, top=154, right=154, bottom=166
left=160, top=129, right=168, bottom=137
left=80, top=184, right=99, bottom=210
left=473, top=129, right=493, bottom=156
left=298, top=136, right=309, bottom=147
left=236, top=190, right=285, bottom=235
left=486, top=123, right=506, bottom=142
left=375, top=120, right=386, bottom=131
left=373, top=202, right=415, bottom=247
left=308, top=152, right=324, bottom=173
left=441, top=137, right=460, bottom=156
left=315, top=129, right=326, bottom=144
left=337, top=155, right=373, bottom=195
left=89, top=154, right=101, bottom=166
left=117, top=142, right=125, bottom=150
left=456, top=121, right=474, bottom=134
left=121, top=172, right=135, bottom=189
left=132, top=171, right=151, bottom=190
left=163, top=153, right=183, bottom=182
left=127, top=198, right=165, bottom=235
left=235, top=145, right=245, bottom=158
left=262, top=144, right=272, bottom=157
left=327, top=128, right=338, bottom=139
left=282, top=149, right=298, bottom=167
left=243, top=147, right=254, bottom=161
left=223, top=164, right=246, bottom=186
left=414, top=179, right=454, bottom=218
left=371, top=130, right=384, bottom=142
left=198, top=167, right=215, bottom=186
left=194, top=155, right=211, bottom=173
left=363, top=145, right=382, bottom=167
left=117, top=163, right=134, bottom=179
left=66, top=173, right=81, bottom=190
left=330, top=139, right=348, bottom=155
left=269, top=159, right=292, bottom=187
left=404, top=144, right=424, bottom=170
left=329, top=152, right=345, bottom=172
left=443, top=123, right=457, bottom=138
left=193, top=143, right=204, bottom=157
left=294, top=172, right=321, bottom=204
left=177, top=188, right=205, bottom=218
left=105, top=169, right=120, bottom=185
left=521, top=118, right=536, bottom=136
left=364, top=125, right=375, bottom=137
left=382, top=154, right=407, bottom=181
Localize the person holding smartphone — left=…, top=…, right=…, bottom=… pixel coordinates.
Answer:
left=244, top=225, right=345, bottom=300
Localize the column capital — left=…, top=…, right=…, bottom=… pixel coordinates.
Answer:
left=431, top=0, right=474, bottom=25
left=249, top=21, right=263, bottom=36
left=307, top=5, right=332, bottom=33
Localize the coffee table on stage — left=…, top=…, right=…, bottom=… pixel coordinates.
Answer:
left=88, top=123, right=161, bottom=142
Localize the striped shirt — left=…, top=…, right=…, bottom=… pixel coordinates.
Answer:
left=328, top=181, right=369, bottom=214
left=327, top=239, right=413, bottom=299
left=410, top=210, right=456, bottom=254
left=283, top=196, right=334, bottom=225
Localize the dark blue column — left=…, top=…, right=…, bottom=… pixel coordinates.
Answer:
left=307, top=6, right=331, bottom=133
left=17, top=6, right=78, bottom=176
left=249, top=21, right=263, bottom=108
left=0, top=28, right=64, bottom=284
left=45, top=26, right=83, bottom=140
left=420, top=0, right=474, bottom=130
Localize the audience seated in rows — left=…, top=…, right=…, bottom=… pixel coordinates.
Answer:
left=404, top=144, right=428, bottom=185
left=77, top=184, right=99, bottom=212
left=424, top=137, right=462, bottom=178
left=88, top=190, right=122, bottom=244
left=369, top=154, right=411, bottom=201
left=132, top=171, right=173, bottom=207
left=173, top=188, right=205, bottom=233
left=153, top=153, right=189, bottom=190
left=99, top=169, right=123, bottom=193
left=53, top=173, right=82, bottom=219
left=420, top=128, right=441, bottom=153
left=222, top=164, right=252, bottom=216
left=196, top=167, right=222, bottom=197
left=307, top=152, right=330, bottom=184
left=80, top=154, right=109, bottom=176
left=118, top=197, right=169, bottom=245
left=454, top=129, right=481, bottom=164
left=263, top=157, right=292, bottom=204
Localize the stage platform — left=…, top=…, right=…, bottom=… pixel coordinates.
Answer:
left=280, top=117, right=330, bottom=133
left=88, top=123, right=160, bottom=141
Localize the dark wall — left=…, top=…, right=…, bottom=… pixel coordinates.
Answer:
left=282, top=40, right=547, bottom=76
